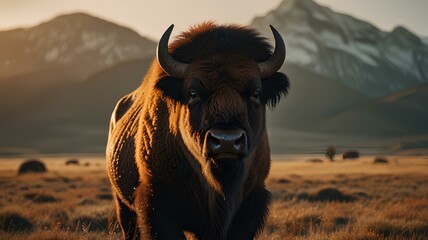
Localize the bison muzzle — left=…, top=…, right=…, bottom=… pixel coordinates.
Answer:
left=107, top=22, right=289, bottom=240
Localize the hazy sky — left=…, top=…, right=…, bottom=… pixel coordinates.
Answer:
left=0, top=0, right=427, bottom=40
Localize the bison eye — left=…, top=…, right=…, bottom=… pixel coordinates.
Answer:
left=188, top=89, right=199, bottom=100
left=251, top=90, right=261, bottom=101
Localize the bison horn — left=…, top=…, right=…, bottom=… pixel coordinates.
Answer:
left=156, top=24, right=188, bottom=79
left=258, top=25, right=286, bottom=78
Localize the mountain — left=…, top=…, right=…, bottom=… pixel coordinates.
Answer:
left=0, top=13, right=156, bottom=154
left=0, top=12, right=155, bottom=81
left=252, top=0, right=428, bottom=98
left=0, top=13, right=156, bottom=121
left=266, top=74, right=428, bottom=154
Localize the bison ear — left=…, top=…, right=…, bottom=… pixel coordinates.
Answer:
left=155, top=76, right=185, bottom=103
left=261, top=72, right=289, bottom=108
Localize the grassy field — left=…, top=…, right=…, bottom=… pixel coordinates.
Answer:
left=0, top=155, right=427, bottom=239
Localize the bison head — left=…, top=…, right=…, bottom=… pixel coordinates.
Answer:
left=155, top=23, right=289, bottom=197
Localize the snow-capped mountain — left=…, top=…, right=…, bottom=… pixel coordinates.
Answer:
left=0, top=12, right=156, bottom=81
left=252, top=0, right=428, bottom=97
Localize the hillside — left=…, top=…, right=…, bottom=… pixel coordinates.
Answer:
left=267, top=64, right=367, bottom=130
left=0, top=58, right=152, bottom=154
left=320, top=83, right=428, bottom=137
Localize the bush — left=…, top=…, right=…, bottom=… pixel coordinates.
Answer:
left=307, top=158, right=323, bottom=163
left=18, top=159, right=47, bottom=174
left=277, top=178, right=291, bottom=184
left=0, top=211, right=33, bottom=232
left=65, top=159, right=80, bottom=165
left=297, top=188, right=355, bottom=202
left=24, top=193, right=59, bottom=203
left=373, top=157, right=389, bottom=164
left=315, top=188, right=355, bottom=202
left=343, top=151, right=359, bottom=160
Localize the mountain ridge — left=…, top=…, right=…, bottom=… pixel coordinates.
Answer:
left=0, top=12, right=156, bottom=81
left=251, top=0, right=428, bottom=98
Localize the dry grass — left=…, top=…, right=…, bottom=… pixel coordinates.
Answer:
left=0, top=156, right=117, bottom=239
left=260, top=155, right=428, bottom=240
left=0, top=155, right=427, bottom=239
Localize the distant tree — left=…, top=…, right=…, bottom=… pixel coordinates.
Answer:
left=325, top=145, right=336, bottom=162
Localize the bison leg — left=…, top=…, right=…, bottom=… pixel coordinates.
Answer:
left=113, top=193, right=140, bottom=240
left=135, top=183, right=187, bottom=240
left=226, top=187, right=271, bottom=240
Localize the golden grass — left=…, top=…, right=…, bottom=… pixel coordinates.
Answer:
left=0, top=155, right=427, bottom=239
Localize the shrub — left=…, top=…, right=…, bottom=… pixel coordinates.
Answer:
left=18, top=159, right=47, bottom=174
left=24, top=193, right=59, bottom=203
left=0, top=211, right=33, bottom=232
left=65, top=159, right=80, bottom=165
left=277, top=178, right=291, bottom=184
left=373, top=157, right=389, bottom=164
left=343, top=151, right=359, bottom=160
left=297, top=188, right=355, bottom=202
left=334, top=217, right=349, bottom=226
left=307, top=158, right=323, bottom=163
left=315, top=188, right=355, bottom=202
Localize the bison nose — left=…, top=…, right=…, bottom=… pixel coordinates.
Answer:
left=206, top=128, right=248, bottom=159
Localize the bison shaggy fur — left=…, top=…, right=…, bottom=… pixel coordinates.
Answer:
left=106, top=22, right=289, bottom=240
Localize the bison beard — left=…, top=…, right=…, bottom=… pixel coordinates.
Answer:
left=107, top=22, right=289, bottom=240
left=205, top=158, right=244, bottom=199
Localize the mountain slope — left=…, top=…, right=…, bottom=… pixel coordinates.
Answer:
left=267, top=64, right=367, bottom=130
left=319, top=83, right=428, bottom=137
left=266, top=64, right=369, bottom=153
left=0, top=58, right=153, bottom=154
left=0, top=12, right=156, bottom=81
left=252, top=0, right=428, bottom=97
left=0, top=12, right=156, bottom=124
left=0, top=12, right=157, bottom=154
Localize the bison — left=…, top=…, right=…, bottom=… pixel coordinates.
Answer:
left=106, top=22, right=289, bottom=240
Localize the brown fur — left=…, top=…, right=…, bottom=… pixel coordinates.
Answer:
left=106, top=22, right=289, bottom=240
